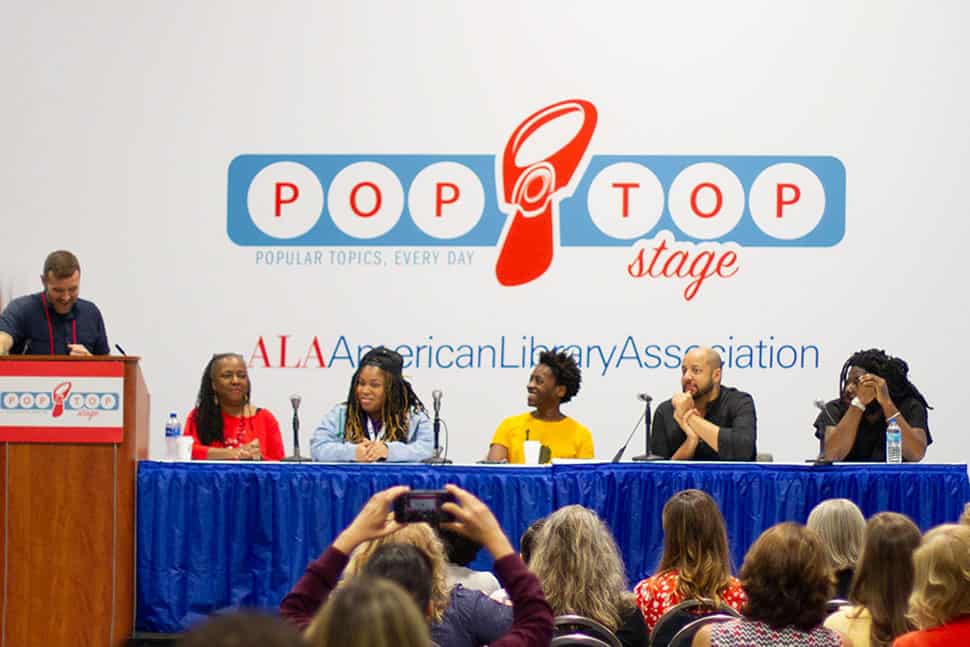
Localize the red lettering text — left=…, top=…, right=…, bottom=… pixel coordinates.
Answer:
left=612, top=182, right=640, bottom=218
left=690, top=182, right=722, bottom=218
left=350, top=182, right=382, bottom=218
left=435, top=183, right=460, bottom=217
left=776, top=183, right=801, bottom=218
left=274, top=182, right=299, bottom=217
left=248, top=337, right=271, bottom=368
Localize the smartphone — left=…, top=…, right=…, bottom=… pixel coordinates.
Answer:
left=393, top=490, right=457, bottom=524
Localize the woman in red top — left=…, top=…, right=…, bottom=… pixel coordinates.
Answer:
left=184, top=353, right=284, bottom=460
left=633, top=489, right=746, bottom=632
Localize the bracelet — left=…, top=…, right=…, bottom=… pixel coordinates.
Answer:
left=885, top=410, right=901, bottom=422
left=850, top=396, right=866, bottom=411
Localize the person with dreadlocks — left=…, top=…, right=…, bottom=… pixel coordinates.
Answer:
left=183, top=353, right=285, bottom=460
left=310, top=346, right=433, bottom=462
left=485, top=349, right=593, bottom=463
left=814, top=348, right=931, bottom=462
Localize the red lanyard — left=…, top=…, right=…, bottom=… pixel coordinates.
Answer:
left=40, top=293, right=77, bottom=354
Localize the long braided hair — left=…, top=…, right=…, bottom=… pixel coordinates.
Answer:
left=839, top=348, right=931, bottom=410
left=194, top=353, right=251, bottom=445
left=343, top=346, right=425, bottom=443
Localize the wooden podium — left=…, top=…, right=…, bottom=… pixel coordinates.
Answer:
left=0, top=356, right=149, bottom=646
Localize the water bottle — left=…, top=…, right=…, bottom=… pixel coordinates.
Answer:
left=885, top=418, right=902, bottom=464
left=165, top=412, right=181, bottom=460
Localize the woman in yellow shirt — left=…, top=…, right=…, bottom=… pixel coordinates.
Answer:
left=486, top=350, right=593, bottom=463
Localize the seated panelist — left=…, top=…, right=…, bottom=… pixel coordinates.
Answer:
left=183, top=353, right=284, bottom=460
left=651, top=347, right=757, bottom=461
left=486, top=349, right=593, bottom=463
left=310, top=346, right=433, bottom=462
left=813, top=348, right=931, bottom=462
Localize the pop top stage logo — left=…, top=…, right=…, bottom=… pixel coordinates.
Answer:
left=227, top=99, right=845, bottom=300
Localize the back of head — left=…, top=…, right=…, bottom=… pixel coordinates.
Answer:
left=344, top=523, right=449, bottom=622
left=659, top=489, right=733, bottom=601
left=806, top=498, right=865, bottom=572
left=740, top=522, right=833, bottom=631
left=437, top=526, right=483, bottom=567
left=305, top=576, right=430, bottom=647
left=178, top=611, right=304, bottom=647
left=530, top=505, right=626, bottom=631
left=907, top=524, right=970, bottom=630
left=850, top=512, right=922, bottom=647
left=519, top=516, right=546, bottom=565
left=361, top=543, right=433, bottom=615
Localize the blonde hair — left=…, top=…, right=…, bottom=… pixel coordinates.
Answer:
left=530, top=505, right=630, bottom=631
left=907, top=524, right=970, bottom=630
left=305, top=576, right=430, bottom=647
left=959, top=502, right=970, bottom=527
left=806, top=498, right=865, bottom=572
left=342, top=523, right=449, bottom=622
left=657, top=489, right=735, bottom=604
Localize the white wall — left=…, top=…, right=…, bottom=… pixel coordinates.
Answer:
left=1, top=1, right=966, bottom=463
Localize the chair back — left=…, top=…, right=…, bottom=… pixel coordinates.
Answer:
left=668, top=614, right=736, bottom=647
left=551, top=634, right=613, bottom=647
left=554, top=615, right=621, bottom=647
left=650, top=599, right=741, bottom=647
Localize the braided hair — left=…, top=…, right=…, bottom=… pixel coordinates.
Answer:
left=344, top=346, right=426, bottom=443
left=537, top=349, right=582, bottom=403
left=194, top=353, right=251, bottom=445
left=839, top=348, right=931, bottom=410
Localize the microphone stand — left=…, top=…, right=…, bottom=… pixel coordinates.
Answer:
left=632, top=394, right=663, bottom=461
left=282, top=397, right=311, bottom=462
left=423, top=391, right=451, bottom=464
left=806, top=400, right=834, bottom=466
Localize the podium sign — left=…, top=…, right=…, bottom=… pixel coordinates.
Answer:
left=0, top=359, right=124, bottom=442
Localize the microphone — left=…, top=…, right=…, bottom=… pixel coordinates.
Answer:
left=612, top=407, right=647, bottom=463
left=423, top=388, right=451, bottom=464
left=632, top=393, right=663, bottom=461
left=114, top=344, right=127, bottom=356
left=806, top=399, right=835, bottom=465
left=281, top=394, right=311, bottom=462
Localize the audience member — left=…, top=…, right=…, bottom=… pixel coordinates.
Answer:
left=807, top=498, right=866, bottom=599
left=692, top=522, right=852, bottom=646
left=183, top=353, right=284, bottom=460
left=894, top=524, right=970, bottom=646
left=634, top=489, right=746, bottom=632
left=487, top=350, right=593, bottom=463
left=311, top=346, right=433, bottom=462
left=438, top=526, right=501, bottom=595
left=178, top=611, right=304, bottom=647
left=959, top=503, right=970, bottom=527
left=825, top=512, right=921, bottom=647
left=651, top=347, right=757, bottom=460
left=530, top=505, right=648, bottom=647
left=814, top=348, right=931, bottom=462
left=281, top=485, right=553, bottom=647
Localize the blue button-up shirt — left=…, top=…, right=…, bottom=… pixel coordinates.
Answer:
left=0, top=292, right=109, bottom=355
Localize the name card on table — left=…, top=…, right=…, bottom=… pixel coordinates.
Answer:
left=0, top=360, right=125, bottom=443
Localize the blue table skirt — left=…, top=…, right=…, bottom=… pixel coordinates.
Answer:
left=136, top=461, right=970, bottom=632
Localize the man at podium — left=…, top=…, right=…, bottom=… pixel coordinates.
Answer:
left=0, top=250, right=109, bottom=356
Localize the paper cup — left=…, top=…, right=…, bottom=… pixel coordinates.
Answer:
left=523, top=440, right=542, bottom=465
left=175, top=436, right=194, bottom=461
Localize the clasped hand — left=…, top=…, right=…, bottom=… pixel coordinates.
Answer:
left=355, top=439, right=389, bottom=462
left=857, top=373, right=892, bottom=409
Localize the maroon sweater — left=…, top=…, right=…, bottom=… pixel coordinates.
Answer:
left=279, top=545, right=553, bottom=646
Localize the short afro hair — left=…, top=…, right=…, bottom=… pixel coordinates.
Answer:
left=538, top=349, right=582, bottom=403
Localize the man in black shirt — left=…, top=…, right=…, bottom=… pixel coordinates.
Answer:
left=814, top=348, right=930, bottom=462
left=0, top=250, right=109, bottom=356
left=651, top=347, right=757, bottom=461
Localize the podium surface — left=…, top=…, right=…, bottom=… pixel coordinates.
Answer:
left=0, top=355, right=149, bottom=646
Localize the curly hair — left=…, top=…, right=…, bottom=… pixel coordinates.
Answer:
left=180, top=611, right=304, bottom=647
left=305, top=576, right=430, bottom=647
left=848, top=512, right=921, bottom=647
left=740, top=522, right=834, bottom=631
left=342, top=523, right=449, bottom=623
left=537, top=349, right=582, bottom=403
left=806, top=498, right=866, bottom=572
left=840, top=348, right=931, bottom=410
left=530, top=505, right=631, bottom=631
left=907, top=524, right=970, bottom=630
left=343, top=349, right=426, bottom=444
left=194, top=353, right=251, bottom=446
left=656, top=489, right=736, bottom=604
